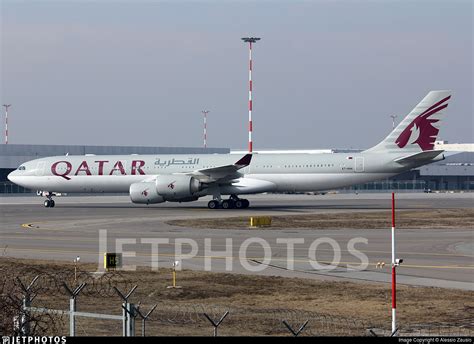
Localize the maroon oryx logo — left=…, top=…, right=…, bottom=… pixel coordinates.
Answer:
left=141, top=190, right=149, bottom=197
left=395, top=96, right=450, bottom=151
left=168, top=181, right=176, bottom=190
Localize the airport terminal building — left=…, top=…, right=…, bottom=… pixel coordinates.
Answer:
left=0, top=143, right=472, bottom=193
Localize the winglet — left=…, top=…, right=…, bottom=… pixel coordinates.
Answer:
left=235, top=153, right=252, bottom=167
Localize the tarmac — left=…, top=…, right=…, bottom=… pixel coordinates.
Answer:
left=0, top=192, right=472, bottom=290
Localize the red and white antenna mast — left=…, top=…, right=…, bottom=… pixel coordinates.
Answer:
left=391, top=192, right=401, bottom=336
left=3, top=104, right=11, bottom=144
left=202, top=110, right=209, bottom=148
left=241, top=37, right=260, bottom=153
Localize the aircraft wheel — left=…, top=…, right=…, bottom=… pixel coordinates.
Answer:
left=242, top=199, right=250, bottom=208
left=208, top=200, right=220, bottom=209
left=50, top=200, right=55, bottom=208
left=221, top=200, right=234, bottom=209
left=44, top=200, right=51, bottom=208
left=234, top=200, right=244, bottom=209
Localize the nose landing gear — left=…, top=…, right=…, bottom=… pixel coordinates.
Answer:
left=44, top=199, right=55, bottom=208
left=40, top=191, right=56, bottom=208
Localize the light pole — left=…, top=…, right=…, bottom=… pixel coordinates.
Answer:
left=3, top=104, right=11, bottom=144
left=73, top=256, right=80, bottom=282
left=202, top=110, right=210, bottom=148
left=241, top=37, right=260, bottom=153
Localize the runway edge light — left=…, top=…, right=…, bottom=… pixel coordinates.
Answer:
left=167, top=260, right=182, bottom=289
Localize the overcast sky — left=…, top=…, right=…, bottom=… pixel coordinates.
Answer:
left=1, top=0, right=472, bottom=150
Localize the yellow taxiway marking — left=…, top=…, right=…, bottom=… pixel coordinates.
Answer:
left=21, top=222, right=50, bottom=229
left=3, top=246, right=474, bottom=270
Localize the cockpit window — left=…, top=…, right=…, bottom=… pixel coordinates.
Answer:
left=18, top=166, right=26, bottom=171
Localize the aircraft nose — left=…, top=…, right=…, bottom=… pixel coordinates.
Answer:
left=7, top=170, right=18, bottom=183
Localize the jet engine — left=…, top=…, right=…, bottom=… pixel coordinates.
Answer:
left=129, top=182, right=165, bottom=204
left=129, top=175, right=203, bottom=204
left=155, top=175, right=202, bottom=200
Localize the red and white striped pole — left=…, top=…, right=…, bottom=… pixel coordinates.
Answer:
left=391, top=192, right=397, bottom=335
left=3, top=104, right=11, bottom=144
left=248, top=41, right=253, bottom=152
left=241, top=37, right=260, bottom=153
left=202, top=110, right=209, bottom=148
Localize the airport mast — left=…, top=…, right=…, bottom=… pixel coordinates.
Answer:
left=391, top=192, right=398, bottom=336
left=2, top=104, right=11, bottom=144
left=202, top=110, right=210, bottom=148
left=241, top=37, right=260, bottom=153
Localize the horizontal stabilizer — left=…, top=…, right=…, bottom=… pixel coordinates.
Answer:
left=394, top=150, right=444, bottom=165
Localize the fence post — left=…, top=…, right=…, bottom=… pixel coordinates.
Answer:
left=128, top=303, right=135, bottom=336
left=114, top=285, right=137, bottom=337
left=203, top=311, right=229, bottom=337
left=122, top=303, right=142, bottom=336
left=282, top=320, right=309, bottom=337
left=16, top=276, right=39, bottom=336
left=136, top=304, right=157, bottom=337
left=63, top=282, right=87, bottom=337
left=70, top=298, right=75, bottom=336
left=122, top=302, right=127, bottom=336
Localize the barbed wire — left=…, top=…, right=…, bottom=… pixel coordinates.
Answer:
left=0, top=287, right=66, bottom=335
left=1, top=265, right=135, bottom=297
left=1, top=263, right=472, bottom=337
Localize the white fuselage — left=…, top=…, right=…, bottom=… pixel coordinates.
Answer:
left=8, top=152, right=410, bottom=196
left=7, top=90, right=449, bottom=205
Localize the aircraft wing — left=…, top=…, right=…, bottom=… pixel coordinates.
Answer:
left=394, top=150, right=444, bottom=165
left=186, top=154, right=252, bottom=183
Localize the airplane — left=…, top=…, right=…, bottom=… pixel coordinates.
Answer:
left=8, top=90, right=450, bottom=209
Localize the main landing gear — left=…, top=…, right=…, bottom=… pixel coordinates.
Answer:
left=207, top=195, right=250, bottom=209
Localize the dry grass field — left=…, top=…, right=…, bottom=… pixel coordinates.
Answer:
left=1, top=257, right=472, bottom=336
left=166, top=209, right=474, bottom=230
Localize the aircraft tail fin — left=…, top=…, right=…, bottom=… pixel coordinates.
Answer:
left=365, top=91, right=451, bottom=153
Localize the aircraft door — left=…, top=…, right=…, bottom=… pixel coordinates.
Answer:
left=355, top=157, right=364, bottom=172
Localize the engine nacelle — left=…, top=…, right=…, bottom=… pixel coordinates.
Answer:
left=167, top=196, right=200, bottom=203
left=156, top=175, right=202, bottom=200
left=129, top=182, right=165, bottom=204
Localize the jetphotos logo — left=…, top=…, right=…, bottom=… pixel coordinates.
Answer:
left=96, top=230, right=369, bottom=273
left=395, top=95, right=450, bottom=151
left=2, top=337, right=66, bottom=344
